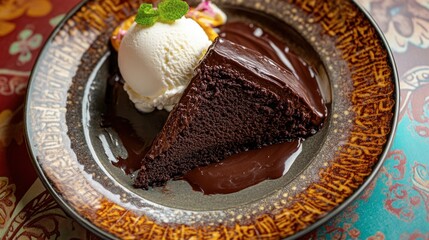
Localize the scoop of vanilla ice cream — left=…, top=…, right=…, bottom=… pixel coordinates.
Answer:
left=118, top=17, right=212, bottom=112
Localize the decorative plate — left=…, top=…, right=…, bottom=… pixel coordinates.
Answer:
left=25, top=0, right=398, bottom=239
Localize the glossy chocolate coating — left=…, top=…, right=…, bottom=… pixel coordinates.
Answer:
left=102, top=21, right=326, bottom=194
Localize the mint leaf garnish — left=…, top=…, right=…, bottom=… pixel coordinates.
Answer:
left=134, top=1, right=189, bottom=27
left=158, top=0, right=189, bottom=22
left=135, top=3, right=160, bottom=27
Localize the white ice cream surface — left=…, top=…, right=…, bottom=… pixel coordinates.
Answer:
left=118, top=17, right=212, bottom=112
left=124, top=83, right=184, bottom=112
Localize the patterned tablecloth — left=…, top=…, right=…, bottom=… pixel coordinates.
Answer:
left=0, top=0, right=428, bottom=239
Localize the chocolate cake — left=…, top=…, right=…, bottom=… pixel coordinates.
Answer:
left=134, top=38, right=326, bottom=189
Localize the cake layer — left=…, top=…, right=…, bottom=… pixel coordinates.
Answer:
left=134, top=38, right=327, bottom=189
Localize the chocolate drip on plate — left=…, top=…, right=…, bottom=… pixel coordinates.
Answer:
left=101, top=20, right=326, bottom=194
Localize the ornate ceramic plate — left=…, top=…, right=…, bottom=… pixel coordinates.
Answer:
left=25, top=0, right=398, bottom=239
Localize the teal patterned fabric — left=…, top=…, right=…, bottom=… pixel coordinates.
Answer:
left=314, top=117, right=429, bottom=239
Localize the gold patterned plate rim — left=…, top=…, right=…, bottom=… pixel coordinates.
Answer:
left=25, top=0, right=399, bottom=239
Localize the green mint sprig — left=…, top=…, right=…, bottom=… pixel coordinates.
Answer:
left=135, top=0, right=189, bottom=27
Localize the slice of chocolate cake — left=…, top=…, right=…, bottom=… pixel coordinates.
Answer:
left=134, top=38, right=327, bottom=189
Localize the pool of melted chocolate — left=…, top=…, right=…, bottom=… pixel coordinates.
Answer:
left=101, top=17, right=328, bottom=195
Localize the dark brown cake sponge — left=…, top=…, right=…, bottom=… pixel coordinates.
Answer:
left=134, top=38, right=327, bottom=189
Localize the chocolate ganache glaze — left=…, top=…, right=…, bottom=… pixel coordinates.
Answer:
left=102, top=20, right=327, bottom=194
left=217, top=22, right=325, bottom=117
